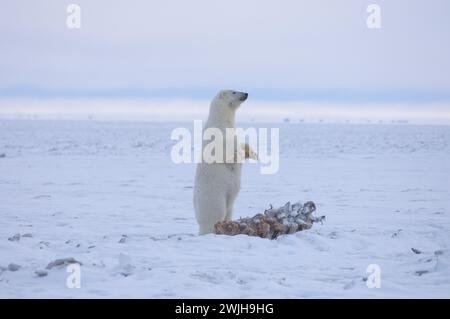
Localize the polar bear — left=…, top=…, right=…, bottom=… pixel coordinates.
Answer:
left=193, top=90, right=255, bottom=235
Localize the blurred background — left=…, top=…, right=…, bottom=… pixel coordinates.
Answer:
left=1, top=0, right=450, bottom=123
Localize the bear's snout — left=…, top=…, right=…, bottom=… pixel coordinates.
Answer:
left=239, top=92, right=248, bottom=101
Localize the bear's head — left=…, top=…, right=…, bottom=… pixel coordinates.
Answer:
left=214, top=90, right=248, bottom=110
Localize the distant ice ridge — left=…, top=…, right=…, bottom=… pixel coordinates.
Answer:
left=1, top=98, right=450, bottom=124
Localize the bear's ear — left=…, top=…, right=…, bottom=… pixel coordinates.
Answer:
left=219, top=91, right=225, bottom=98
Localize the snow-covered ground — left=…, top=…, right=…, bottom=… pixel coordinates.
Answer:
left=1, top=119, right=449, bottom=298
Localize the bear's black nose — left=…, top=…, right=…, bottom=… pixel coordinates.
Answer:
left=240, top=93, right=248, bottom=101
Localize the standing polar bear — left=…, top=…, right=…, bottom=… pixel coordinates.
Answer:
left=194, top=90, right=256, bottom=235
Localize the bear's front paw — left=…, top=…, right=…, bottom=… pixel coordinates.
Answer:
left=242, top=143, right=258, bottom=161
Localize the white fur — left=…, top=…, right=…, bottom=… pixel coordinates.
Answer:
left=194, top=90, right=248, bottom=235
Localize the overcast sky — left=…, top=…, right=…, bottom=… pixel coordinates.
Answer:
left=1, top=0, right=450, bottom=101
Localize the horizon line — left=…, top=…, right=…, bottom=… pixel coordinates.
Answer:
left=1, top=86, right=450, bottom=103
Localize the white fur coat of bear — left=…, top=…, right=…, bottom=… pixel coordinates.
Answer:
left=193, top=90, right=252, bottom=235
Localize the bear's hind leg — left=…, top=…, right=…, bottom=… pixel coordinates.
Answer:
left=196, top=195, right=227, bottom=235
left=199, top=223, right=216, bottom=235
left=225, top=194, right=237, bottom=221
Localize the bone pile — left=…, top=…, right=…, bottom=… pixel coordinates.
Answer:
left=214, top=201, right=325, bottom=239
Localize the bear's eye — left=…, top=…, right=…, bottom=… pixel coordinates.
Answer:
left=232, top=92, right=236, bottom=95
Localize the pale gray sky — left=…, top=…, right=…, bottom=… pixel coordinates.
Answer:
left=1, top=0, right=450, bottom=101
